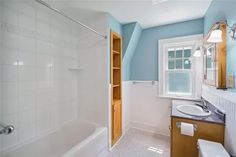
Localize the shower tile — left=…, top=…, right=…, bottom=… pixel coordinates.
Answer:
left=18, top=109, right=35, bottom=129
left=18, top=35, right=36, bottom=53
left=2, top=32, right=20, bottom=51
left=1, top=65, right=17, bottom=82
left=18, top=81, right=36, bottom=112
left=36, top=53, right=53, bottom=68
left=1, top=100, right=18, bottom=116
left=1, top=82, right=17, bottom=100
left=1, top=3, right=18, bottom=26
left=36, top=107, right=51, bottom=135
left=36, top=67, right=51, bottom=81
left=18, top=125, right=36, bottom=143
left=19, top=52, right=36, bottom=66
left=0, top=47, right=18, bottom=65
left=19, top=13, right=36, bottom=31
left=36, top=40, right=53, bottom=55
left=18, top=66, right=36, bottom=81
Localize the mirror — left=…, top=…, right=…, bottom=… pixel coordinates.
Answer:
left=204, top=44, right=216, bottom=86
left=203, top=22, right=226, bottom=89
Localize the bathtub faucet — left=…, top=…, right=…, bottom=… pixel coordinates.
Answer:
left=0, top=122, right=14, bottom=135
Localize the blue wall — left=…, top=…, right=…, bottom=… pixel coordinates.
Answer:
left=130, top=18, right=204, bottom=80
left=122, top=22, right=142, bottom=80
left=107, top=14, right=122, bottom=82
left=204, top=0, right=236, bottom=92
left=107, top=14, right=123, bottom=35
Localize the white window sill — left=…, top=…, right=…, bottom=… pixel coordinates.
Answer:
left=157, top=95, right=200, bottom=101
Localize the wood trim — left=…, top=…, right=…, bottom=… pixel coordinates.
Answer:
left=171, top=117, right=225, bottom=157
left=203, top=22, right=227, bottom=89
left=110, top=30, right=122, bottom=145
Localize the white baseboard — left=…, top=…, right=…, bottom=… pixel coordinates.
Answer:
left=128, top=121, right=170, bottom=137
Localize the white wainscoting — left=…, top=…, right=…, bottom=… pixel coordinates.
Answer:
left=202, top=84, right=236, bottom=156
left=122, top=81, right=172, bottom=136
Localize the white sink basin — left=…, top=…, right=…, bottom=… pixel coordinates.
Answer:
left=176, top=104, right=211, bottom=117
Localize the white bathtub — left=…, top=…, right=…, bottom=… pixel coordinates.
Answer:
left=2, top=120, right=108, bottom=157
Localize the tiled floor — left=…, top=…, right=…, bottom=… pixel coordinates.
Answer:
left=106, top=128, right=170, bottom=157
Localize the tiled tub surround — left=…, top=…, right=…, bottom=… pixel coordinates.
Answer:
left=1, top=120, right=108, bottom=157
left=0, top=0, right=81, bottom=152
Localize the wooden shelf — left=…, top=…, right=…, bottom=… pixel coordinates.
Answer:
left=113, top=99, right=121, bottom=105
left=113, top=50, right=120, bottom=54
left=112, top=84, right=120, bottom=88
left=111, top=30, right=122, bottom=146
left=113, top=67, right=120, bottom=70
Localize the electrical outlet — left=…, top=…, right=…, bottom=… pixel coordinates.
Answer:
left=227, top=75, right=235, bottom=88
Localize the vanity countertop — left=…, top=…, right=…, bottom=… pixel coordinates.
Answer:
left=171, top=100, right=225, bottom=125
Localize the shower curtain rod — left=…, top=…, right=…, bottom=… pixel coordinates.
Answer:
left=35, top=0, right=107, bottom=39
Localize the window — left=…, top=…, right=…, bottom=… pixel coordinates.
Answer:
left=166, top=47, right=193, bottom=96
left=158, top=35, right=203, bottom=99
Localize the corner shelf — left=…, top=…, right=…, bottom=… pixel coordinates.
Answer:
left=110, top=31, right=122, bottom=146
left=113, top=50, right=120, bottom=54
left=113, top=99, right=121, bottom=105
left=113, top=67, right=120, bottom=70
left=112, top=84, right=120, bottom=88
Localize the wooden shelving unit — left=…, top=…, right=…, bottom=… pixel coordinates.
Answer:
left=110, top=31, right=122, bottom=146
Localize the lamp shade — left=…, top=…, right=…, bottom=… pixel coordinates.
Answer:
left=207, top=29, right=223, bottom=43
left=193, top=47, right=201, bottom=57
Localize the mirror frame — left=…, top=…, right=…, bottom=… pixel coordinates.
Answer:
left=203, top=22, right=227, bottom=89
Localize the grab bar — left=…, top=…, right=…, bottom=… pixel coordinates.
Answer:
left=132, top=81, right=156, bottom=85
left=0, top=122, right=14, bottom=135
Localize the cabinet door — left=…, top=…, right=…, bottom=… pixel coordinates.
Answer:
left=112, top=103, right=122, bottom=143
left=171, top=117, right=224, bottom=157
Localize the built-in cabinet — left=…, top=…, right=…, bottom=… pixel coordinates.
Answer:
left=110, top=31, right=122, bottom=145
left=171, top=117, right=225, bottom=157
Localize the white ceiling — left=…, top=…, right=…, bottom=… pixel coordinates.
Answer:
left=52, top=0, right=213, bottom=28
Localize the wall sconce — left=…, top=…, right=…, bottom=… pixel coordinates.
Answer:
left=228, top=23, right=236, bottom=40
left=207, top=21, right=236, bottom=43
left=193, top=46, right=202, bottom=57
left=207, top=29, right=223, bottom=43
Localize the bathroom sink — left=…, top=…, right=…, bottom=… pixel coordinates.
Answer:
left=176, top=104, right=211, bottom=117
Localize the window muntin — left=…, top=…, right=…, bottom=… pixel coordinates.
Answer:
left=166, top=46, right=193, bottom=96
left=167, top=47, right=192, bottom=70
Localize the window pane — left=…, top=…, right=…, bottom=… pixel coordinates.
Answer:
left=168, top=50, right=175, bottom=58
left=176, top=59, right=183, bottom=69
left=184, top=49, right=191, bottom=57
left=207, top=58, right=212, bottom=68
left=168, top=72, right=191, bottom=93
left=168, top=60, right=175, bottom=69
left=176, top=50, right=183, bottom=58
left=184, top=59, right=191, bottom=69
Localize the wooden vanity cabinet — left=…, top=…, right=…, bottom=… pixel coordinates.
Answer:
left=171, top=117, right=225, bottom=157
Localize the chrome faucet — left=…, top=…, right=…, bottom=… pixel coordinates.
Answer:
left=201, top=97, right=208, bottom=110
left=0, top=122, right=14, bottom=135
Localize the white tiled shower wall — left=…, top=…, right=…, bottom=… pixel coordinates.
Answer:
left=0, top=0, right=81, bottom=151
left=202, top=84, right=236, bottom=156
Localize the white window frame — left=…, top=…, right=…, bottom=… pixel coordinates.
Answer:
left=158, top=34, right=203, bottom=99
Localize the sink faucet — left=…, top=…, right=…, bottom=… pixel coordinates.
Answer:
left=201, top=97, right=208, bottom=110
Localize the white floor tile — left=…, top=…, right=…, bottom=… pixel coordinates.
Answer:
left=106, top=128, right=170, bottom=157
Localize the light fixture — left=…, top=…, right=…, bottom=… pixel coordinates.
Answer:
left=193, top=47, right=202, bottom=57
left=229, top=23, right=236, bottom=40
left=207, top=21, right=236, bottom=43
left=207, top=29, right=223, bottom=43
left=152, top=0, right=168, bottom=5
